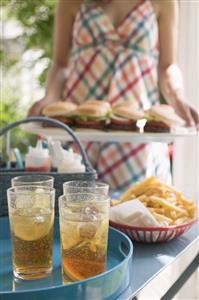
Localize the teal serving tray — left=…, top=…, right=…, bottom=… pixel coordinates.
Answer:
left=0, top=218, right=133, bottom=300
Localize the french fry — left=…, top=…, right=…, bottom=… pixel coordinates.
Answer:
left=173, top=217, right=190, bottom=225
left=115, top=176, right=197, bottom=227
left=179, top=196, right=194, bottom=205
left=153, top=212, right=173, bottom=224
left=148, top=200, right=161, bottom=208
left=148, top=207, right=165, bottom=214
left=138, top=195, right=147, bottom=201
left=169, top=210, right=177, bottom=220
left=111, top=199, right=121, bottom=206
left=165, top=195, right=177, bottom=204
left=167, top=210, right=189, bottom=221
left=157, top=181, right=182, bottom=197
left=119, top=176, right=158, bottom=201
left=121, top=194, right=136, bottom=203
left=149, top=196, right=187, bottom=215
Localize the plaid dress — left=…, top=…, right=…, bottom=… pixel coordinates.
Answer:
left=63, top=0, right=171, bottom=191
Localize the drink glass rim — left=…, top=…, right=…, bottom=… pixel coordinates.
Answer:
left=7, top=185, right=55, bottom=196
left=63, top=180, right=109, bottom=188
left=59, top=193, right=110, bottom=207
left=11, top=175, right=54, bottom=186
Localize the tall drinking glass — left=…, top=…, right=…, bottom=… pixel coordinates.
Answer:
left=63, top=181, right=109, bottom=195
left=11, top=175, right=54, bottom=187
left=7, top=186, right=55, bottom=280
left=59, top=192, right=110, bottom=283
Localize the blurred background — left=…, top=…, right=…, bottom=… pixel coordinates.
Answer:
left=0, top=0, right=199, bottom=199
left=1, top=0, right=56, bottom=153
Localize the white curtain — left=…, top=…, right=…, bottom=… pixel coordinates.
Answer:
left=173, top=0, right=199, bottom=200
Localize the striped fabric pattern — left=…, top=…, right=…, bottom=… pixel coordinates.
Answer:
left=63, top=0, right=171, bottom=190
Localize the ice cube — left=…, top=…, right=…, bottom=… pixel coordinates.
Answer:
left=33, top=191, right=50, bottom=209
left=60, top=218, right=80, bottom=250
left=33, top=215, right=45, bottom=223
left=79, top=222, right=97, bottom=239
left=94, top=218, right=108, bottom=242
left=16, top=195, right=34, bottom=209
left=84, top=206, right=98, bottom=221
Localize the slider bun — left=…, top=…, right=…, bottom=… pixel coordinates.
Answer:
left=84, top=99, right=111, bottom=110
left=42, top=101, right=77, bottom=117
left=146, top=104, right=185, bottom=126
left=75, top=100, right=111, bottom=117
left=113, top=102, right=144, bottom=120
left=75, top=105, right=109, bottom=117
left=146, top=104, right=175, bottom=116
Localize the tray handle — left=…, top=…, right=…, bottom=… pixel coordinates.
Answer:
left=118, top=241, right=131, bottom=258
left=0, top=116, right=95, bottom=173
left=109, top=227, right=133, bottom=258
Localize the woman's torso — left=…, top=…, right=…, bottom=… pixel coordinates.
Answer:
left=63, top=0, right=171, bottom=190
left=63, top=0, right=160, bottom=109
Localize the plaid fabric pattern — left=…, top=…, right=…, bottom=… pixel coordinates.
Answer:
left=63, top=0, right=171, bottom=190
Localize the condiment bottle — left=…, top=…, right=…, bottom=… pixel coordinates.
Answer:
left=25, top=137, right=51, bottom=172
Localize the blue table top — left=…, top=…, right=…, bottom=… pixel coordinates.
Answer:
left=116, top=223, right=199, bottom=300
left=0, top=215, right=198, bottom=300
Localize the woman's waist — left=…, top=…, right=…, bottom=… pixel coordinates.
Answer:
left=70, top=45, right=159, bottom=70
left=71, top=40, right=159, bottom=56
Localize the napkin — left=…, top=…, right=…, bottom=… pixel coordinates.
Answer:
left=110, top=199, right=161, bottom=227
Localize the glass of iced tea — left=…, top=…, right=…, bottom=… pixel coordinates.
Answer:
left=7, top=186, right=55, bottom=280
left=63, top=181, right=109, bottom=195
left=11, top=175, right=54, bottom=187
left=59, top=192, right=110, bottom=284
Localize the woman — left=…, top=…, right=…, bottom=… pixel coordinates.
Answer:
left=29, top=0, right=199, bottom=190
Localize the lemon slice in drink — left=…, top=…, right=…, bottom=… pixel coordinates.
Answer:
left=62, top=257, right=105, bottom=281
left=10, top=211, right=53, bottom=241
left=62, top=259, right=85, bottom=281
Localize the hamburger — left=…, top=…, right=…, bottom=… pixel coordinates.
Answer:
left=144, top=104, right=185, bottom=132
left=74, top=100, right=112, bottom=129
left=108, top=102, right=145, bottom=131
left=42, top=101, right=77, bottom=126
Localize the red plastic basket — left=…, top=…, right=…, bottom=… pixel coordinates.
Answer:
left=109, top=218, right=197, bottom=243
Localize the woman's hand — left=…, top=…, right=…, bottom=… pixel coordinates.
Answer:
left=159, top=65, right=199, bottom=128
left=27, top=65, right=69, bottom=117
left=157, top=2, right=199, bottom=129
left=168, top=96, right=199, bottom=129
left=28, top=97, right=49, bottom=116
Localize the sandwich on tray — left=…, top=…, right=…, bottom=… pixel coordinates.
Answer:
left=144, top=104, right=185, bottom=132
left=74, top=99, right=112, bottom=129
left=108, top=101, right=145, bottom=131
left=42, top=101, right=77, bottom=126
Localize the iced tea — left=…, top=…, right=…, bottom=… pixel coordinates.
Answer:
left=59, top=193, right=109, bottom=283
left=7, top=186, right=55, bottom=280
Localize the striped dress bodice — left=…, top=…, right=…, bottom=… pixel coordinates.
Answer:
left=63, top=0, right=171, bottom=190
